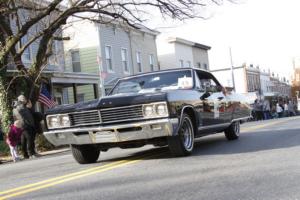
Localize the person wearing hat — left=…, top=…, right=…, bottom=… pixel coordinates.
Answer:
left=13, top=95, right=36, bottom=159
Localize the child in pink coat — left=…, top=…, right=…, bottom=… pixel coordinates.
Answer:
left=6, top=120, right=23, bottom=162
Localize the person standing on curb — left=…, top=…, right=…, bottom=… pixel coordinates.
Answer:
left=26, top=100, right=43, bottom=156
left=13, top=95, right=36, bottom=159
left=283, top=101, right=289, bottom=117
left=263, top=99, right=271, bottom=120
left=6, top=120, right=23, bottom=162
left=276, top=103, right=283, bottom=118
left=288, top=100, right=295, bottom=116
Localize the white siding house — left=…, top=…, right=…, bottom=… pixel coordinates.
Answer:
left=63, top=19, right=160, bottom=100
left=157, top=37, right=211, bottom=70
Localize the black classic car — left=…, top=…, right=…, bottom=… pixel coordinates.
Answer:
left=44, top=68, right=251, bottom=164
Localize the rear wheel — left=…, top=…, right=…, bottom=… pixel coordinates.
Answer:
left=224, top=121, right=240, bottom=140
left=71, top=144, right=100, bottom=164
left=168, top=113, right=195, bottom=156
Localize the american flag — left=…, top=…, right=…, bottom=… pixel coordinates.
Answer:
left=38, top=84, right=56, bottom=108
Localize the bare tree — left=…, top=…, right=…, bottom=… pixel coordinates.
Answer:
left=0, top=0, right=231, bottom=132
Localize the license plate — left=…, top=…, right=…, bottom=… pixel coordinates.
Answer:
left=90, top=131, right=117, bottom=143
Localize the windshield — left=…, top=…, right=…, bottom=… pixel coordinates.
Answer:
left=110, top=70, right=193, bottom=95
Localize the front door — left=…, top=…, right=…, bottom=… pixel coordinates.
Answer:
left=194, top=70, right=228, bottom=129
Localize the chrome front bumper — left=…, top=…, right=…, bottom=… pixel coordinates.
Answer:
left=43, top=118, right=179, bottom=146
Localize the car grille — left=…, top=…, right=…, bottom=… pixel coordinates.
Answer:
left=69, top=110, right=101, bottom=126
left=100, top=105, right=144, bottom=124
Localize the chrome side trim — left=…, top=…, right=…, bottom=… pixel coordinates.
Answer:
left=198, top=123, right=231, bottom=131
left=231, top=117, right=250, bottom=123
left=175, top=105, right=196, bottom=135
left=179, top=105, right=195, bottom=122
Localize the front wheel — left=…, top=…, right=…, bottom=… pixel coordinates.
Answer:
left=71, top=144, right=100, bottom=164
left=224, top=121, right=240, bottom=140
left=168, top=113, right=195, bottom=156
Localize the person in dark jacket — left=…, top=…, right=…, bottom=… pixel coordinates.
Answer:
left=26, top=100, right=43, bottom=156
left=13, top=95, right=36, bottom=159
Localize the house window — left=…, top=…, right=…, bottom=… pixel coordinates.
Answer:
left=77, top=94, right=85, bottom=102
left=105, top=46, right=113, bottom=71
left=136, top=51, right=142, bottom=72
left=204, top=63, right=208, bottom=70
left=49, top=40, right=58, bottom=66
left=71, top=50, right=81, bottom=72
left=179, top=60, right=184, bottom=68
left=149, top=54, right=154, bottom=71
left=197, top=62, right=201, bottom=68
left=21, top=35, right=31, bottom=61
left=54, top=97, right=62, bottom=105
left=121, top=48, right=129, bottom=72
left=187, top=61, right=191, bottom=68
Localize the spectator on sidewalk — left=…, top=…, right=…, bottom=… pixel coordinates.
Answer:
left=271, top=105, right=278, bottom=118
left=288, top=100, right=296, bottom=116
left=284, top=102, right=289, bottom=117
left=6, top=120, right=23, bottom=162
left=263, top=99, right=271, bottom=120
left=253, top=99, right=263, bottom=120
left=276, top=103, right=283, bottom=118
left=13, top=95, right=36, bottom=159
left=26, top=100, right=42, bottom=156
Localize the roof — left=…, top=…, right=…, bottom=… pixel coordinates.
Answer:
left=167, top=37, right=211, bottom=50
left=120, top=67, right=210, bottom=80
left=98, top=17, right=160, bottom=36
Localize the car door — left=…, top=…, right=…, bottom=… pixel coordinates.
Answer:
left=194, top=70, right=229, bottom=128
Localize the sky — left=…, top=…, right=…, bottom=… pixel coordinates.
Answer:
left=146, top=0, right=300, bottom=81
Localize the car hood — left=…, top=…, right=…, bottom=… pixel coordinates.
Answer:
left=45, top=92, right=168, bottom=115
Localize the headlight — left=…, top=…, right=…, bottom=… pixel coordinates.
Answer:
left=156, top=104, right=168, bottom=116
left=47, top=116, right=60, bottom=129
left=61, top=115, right=71, bottom=127
left=143, top=102, right=168, bottom=118
left=46, top=114, right=71, bottom=129
left=143, top=105, right=155, bottom=117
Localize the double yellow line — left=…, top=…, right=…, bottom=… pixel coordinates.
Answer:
left=0, top=150, right=166, bottom=200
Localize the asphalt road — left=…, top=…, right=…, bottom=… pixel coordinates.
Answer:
left=1, top=117, right=300, bottom=200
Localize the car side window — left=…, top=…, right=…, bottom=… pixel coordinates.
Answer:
left=194, top=71, right=203, bottom=91
left=196, top=70, right=222, bottom=93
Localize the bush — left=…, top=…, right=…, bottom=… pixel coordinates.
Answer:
left=0, top=141, right=9, bottom=156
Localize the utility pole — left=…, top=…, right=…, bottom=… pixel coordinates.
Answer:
left=229, top=47, right=236, bottom=92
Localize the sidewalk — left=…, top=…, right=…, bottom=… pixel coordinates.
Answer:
left=0, top=147, right=70, bottom=164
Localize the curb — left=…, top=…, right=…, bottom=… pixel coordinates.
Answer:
left=0, top=148, right=70, bottom=164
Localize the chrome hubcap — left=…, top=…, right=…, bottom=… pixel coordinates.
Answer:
left=180, top=117, right=194, bottom=151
